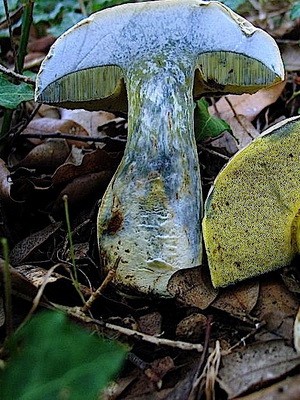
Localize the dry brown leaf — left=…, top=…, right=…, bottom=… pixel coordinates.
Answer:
left=54, top=171, right=113, bottom=209
left=212, top=281, right=259, bottom=318
left=22, top=117, right=90, bottom=147
left=234, top=374, right=300, bottom=400
left=225, top=114, right=260, bottom=150
left=10, top=222, right=62, bottom=265
left=253, top=277, right=299, bottom=341
left=15, top=264, right=92, bottom=300
left=176, top=313, right=207, bottom=342
left=138, top=312, right=162, bottom=336
left=13, top=140, right=70, bottom=169
left=209, top=82, right=286, bottom=122
left=52, top=148, right=121, bottom=186
left=167, top=266, right=218, bottom=309
left=219, top=340, right=300, bottom=399
left=0, top=260, right=38, bottom=301
left=60, top=109, right=117, bottom=138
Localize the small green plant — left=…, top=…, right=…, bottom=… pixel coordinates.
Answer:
left=0, top=310, right=127, bottom=400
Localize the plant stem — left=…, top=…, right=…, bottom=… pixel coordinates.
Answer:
left=16, top=0, right=34, bottom=74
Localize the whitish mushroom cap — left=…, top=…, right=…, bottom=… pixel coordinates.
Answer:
left=35, top=0, right=284, bottom=110
left=202, top=116, right=300, bottom=288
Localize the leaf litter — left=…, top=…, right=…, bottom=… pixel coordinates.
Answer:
left=0, top=3, right=300, bottom=400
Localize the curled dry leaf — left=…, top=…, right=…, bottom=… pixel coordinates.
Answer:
left=52, top=148, right=122, bottom=186
left=60, top=109, right=118, bottom=139
left=22, top=117, right=90, bottom=147
left=219, top=340, right=300, bottom=399
left=13, top=140, right=70, bottom=169
left=54, top=171, right=114, bottom=209
left=167, top=266, right=218, bottom=309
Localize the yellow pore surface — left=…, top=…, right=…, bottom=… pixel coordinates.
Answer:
left=203, top=117, right=300, bottom=288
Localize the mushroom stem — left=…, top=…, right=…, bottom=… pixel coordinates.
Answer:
left=97, top=58, right=202, bottom=296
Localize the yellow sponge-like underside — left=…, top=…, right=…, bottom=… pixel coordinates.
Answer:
left=202, top=116, right=300, bottom=288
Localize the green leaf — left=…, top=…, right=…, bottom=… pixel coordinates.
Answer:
left=194, top=99, right=230, bottom=141
left=290, top=1, right=300, bottom=20
left=0, top=74, right=34, bottom=109
left=0, top=311, right=127, bottom=400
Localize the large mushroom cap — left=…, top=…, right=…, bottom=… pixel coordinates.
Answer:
left=203, top=116, right=300, bottom=288
left=35, top=0, right=284, bottom=111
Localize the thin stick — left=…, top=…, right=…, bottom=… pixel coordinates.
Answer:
left=21, top=132, right=127, bottom=144
left=0, top=63, right=35, bottom=85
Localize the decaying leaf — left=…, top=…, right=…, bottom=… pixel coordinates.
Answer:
left=13, top=140, right=70, bottom=169
left=10, top=222, right=62, bottom=265
left=212, top=281, right=259, bottom=318
left=234, top=374, right=300, bottom=400
left=167, top=267, right=218, bottom=309
left=209, top=82, right=285, bottom=122
left=0, top=158, right=12, bottom=202
left=219, top=340, right=300, bottom=399
left=52, top=148, right=122, bottom=186
left=176, top=313, right=207, bottom=342
left=253, top=277, right=299, bottom=342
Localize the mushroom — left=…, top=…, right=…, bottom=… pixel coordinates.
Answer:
left=203, top=116, right=300, bottom=288
left=35, top=0, right=284, bottom=296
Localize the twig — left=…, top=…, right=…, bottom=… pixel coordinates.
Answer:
left=198, top=144, right=230, bottom=161
left=0, top=63, right=35, bottom=85
left=222, top=321, right=265, bottom=355
left=21, top=131, right=127, bottom=144
left=57, top=306, right=204, bottom=352
left=81, top=258, right=120, bottom=313
left=1, top=238, right=12, bottom=338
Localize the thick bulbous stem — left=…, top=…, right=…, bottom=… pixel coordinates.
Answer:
left=97, top=58, right=202, bottom=296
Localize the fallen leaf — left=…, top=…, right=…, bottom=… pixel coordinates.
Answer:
left=209, top=82, right=286, bottom=122
left=138, top=312, right=162, bottom=336
left=54, top=171, right=113, bottom=209
left=52, top=148, right=121, bottom=186
left=219, top=340, right=300, bottom=399
left=10, top=222, right=62, bottom=265
left=13, top=140, right=70, bottom=170
left=234, top=374, right=300, bottom=400
left=167, top=267, right=218, bottom=309
left=176, top=313, right=207, bottom=342
left=60, top=109, right=117, bottom=138
left=253, top=277, right=299, bottom=341
left=212, top=281, right=259, bottom=318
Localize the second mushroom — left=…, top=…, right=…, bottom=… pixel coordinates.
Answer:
left=35, top=0, right=284, bottom=296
